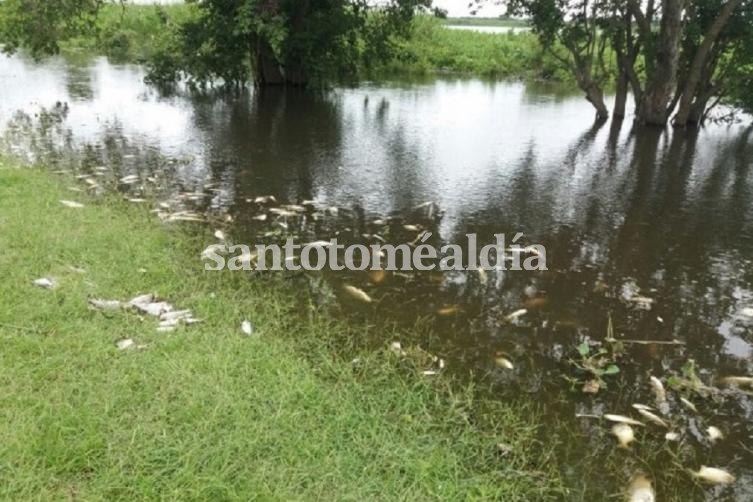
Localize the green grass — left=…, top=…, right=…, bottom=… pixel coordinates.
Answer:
left=0, top=163, right=563, bottom=500
left=442, top=17, right=530, bottom=28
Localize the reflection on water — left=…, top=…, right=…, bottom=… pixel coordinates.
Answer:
left=3, top=52, right=753, bottom=500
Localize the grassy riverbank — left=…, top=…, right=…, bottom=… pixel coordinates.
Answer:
left=0, top=163, right=563, bottom=499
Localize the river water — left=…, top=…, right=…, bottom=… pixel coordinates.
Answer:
left=2, top=52, right=753, bottom=500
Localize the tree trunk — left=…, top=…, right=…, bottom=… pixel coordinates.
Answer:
left=614, top=68, right=629, bottom=119
left=673, top=0, right=743, bottom=127
left=585, top=82, right=610, bottom=120
left=636, top=0, right=685, bottom=126
left=251, top=35, right=284, bottom=86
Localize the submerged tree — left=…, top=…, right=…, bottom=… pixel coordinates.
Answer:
left=147, top=0, right=434, bottom=87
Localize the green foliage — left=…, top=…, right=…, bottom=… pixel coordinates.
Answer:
left=0, top=0, right=103, bottom=58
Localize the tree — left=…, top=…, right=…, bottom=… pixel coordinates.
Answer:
left=0, top=0, right=104, bottom=58
left=151, top=0, right=433, bottom=87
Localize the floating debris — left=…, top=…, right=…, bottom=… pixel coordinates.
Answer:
left=33, top=277, right=55, bottom=289
left=88, top=298, right=122, bottom=311
left=636, top=409, right=669, bottom=428
left=343, top=285, right=372, bottom=304
left=604, top=414, right=645, bottom=426
left=627, top=474, right=655, bottom=502
left=707, top=426, right=723, bottom=443
left=612, top=423, right=635, bottom=448
left=693, top=466, right=735, bottom=485
left=60, top=200, right=84, bottom=208
left=241, top=320, right=254, bottom=336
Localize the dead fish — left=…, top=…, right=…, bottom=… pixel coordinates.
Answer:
left=33, top=277, right=56, bottom=289
left=127, top=198, right=147, bottom=203
left=436, top=305, right=462, bottom=316
left=120, top=175, right=140, bottom=184
left=632, top=404, right=654, bottom=412
left=281, top=204, right=306, bottom=212
left=369, top=269, right=387, bottom=285
left=252, top=214, right=268, bottom=222
left=129, top=293, right=154, bottom=306
left=214, top=230, right=226, bottom=241
left=707, top=426, right=723, bottom=443
left=680, top=397, right=697, bottom=413
left=305, top=240, right=333, bottom=248
left=494, top=355, right=514, bottom=370
left=504, top=309, right=528, bottom=323
left=422, top=370, right=438, bottom=376
left=254, top=195, right=277, bottom=204
left=269, top=208, right=298, bottom=218
left=693, top=466, right=735, bottom=485
left=403, top=224, right=420, bottom=232
left=627, top=474, right=655, bottom=502
left=159, top=310, right=193, bottom=322
left=477, top=267, right=488, bottom=285
left=649, top=376, right=667, bottom=402
left=604, top=414, right=645, bottom=427
left=60, top=200, right=84, bottom=208
left=88, top=298, right=122, bottom=311
left=637, top=409, right=669, bottom=428
left=665, top=431, right=681, bottom=441
left=612, top=423, right=635, bottom=448
left=156, top=326, right=175, bottom=333
left=116, top=338, right=136, bottom=350
left=720, top=376, right=753, bottom=387
left=167, top=214, right=204, bottom=223
left=134, top=301, right=173, bottom=317
left=389, top=341, right=405, bottom=356
left=343, top=285, right=372, bottom=303
left=241, top=320, right=254, bottom=336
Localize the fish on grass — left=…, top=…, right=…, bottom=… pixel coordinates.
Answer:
left=241, top=320, right=254, bottom=336
left=494, top=355, right=514, bottom=370
left=503, top=308, right=528, bottom=323
left=636, top=409, right=669, bottom=428
left=649, top=376, right=667, bottom=402
left=436, top=305, right=462, bottom=316
left=33, top=277, right=56, bottom=289
left=60, top=200, right=84, bottom=208
left=604, top=414, right=645, bottom=426
left=692, top=466, right=735, bottom=485
left=342, top=285, right=372, bottom=303
left=707, top=426, right=723, bottom=443
left=88, top=298, right=122, bottom=311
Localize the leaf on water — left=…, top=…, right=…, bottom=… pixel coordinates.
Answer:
left=627, top=474, right=655, bottom=502
left=88, top=298, right=122, bottom=311
left=241, top=320, right=254, bottom=336
left=343, top=285, right=372, bottom=304
left=578, top=341, right=590, bottom=357
left=33, top=277, right=56, bottom=289
left=707, top=426, right=723, bottom=443
left=693, top=466, right=735, bottom=485
left=60, top=200, right=84, bottom=208
left=636, top=409, right=669, bottom=428
left=612, top=423, right=635, bottom=448
left=604, top=414, right=645, bottom=426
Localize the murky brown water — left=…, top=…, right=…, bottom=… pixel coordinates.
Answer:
left=3, top=52, right=753, bottom=500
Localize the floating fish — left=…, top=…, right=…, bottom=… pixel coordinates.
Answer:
left=241, top=320, right=254, bottom=336
left=707, top=426, right=723, bottom=443
left=612, top=423, right=635, bottom=448
left=665, top=432, right=680, bottom=441
left=120, top=175, right=139, bottom=184
left=627, top=474, right=655, bottom=502
left=88, top=298, right=122, bottom=311
left=494, top=355, right=514, bottom=370
left=693, top=466, right=735, bottom=485
left=504, top=309, right=528, bottom=323
left=720, top=376, right=753, bottom=387
left=637, top=409, right=669, bottom=428
left=269, top=208, right=298, bottom=218
left=403, top=224, right=420, bottom=232
left=214, top=230, right=226, bottom=241
left=604, top=414, right=645, bottom=426
left=252, top=214, right=268, bottom=222
left=680, top=397, right=697, bottom=413
left=281, top=204, right=306, bottom=212
left=60, top=200, right=84, bottom=208
left=631, top=404, right=654, bottom=412
left=436, top=305, right=462, bottom=316
left=33, top=277, right=55, bottom=289
left=343, top=285, right=372, bottom=303
left=254, top=195, right=277, bottom=205
left=129, top=293, right=154, bottom=306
